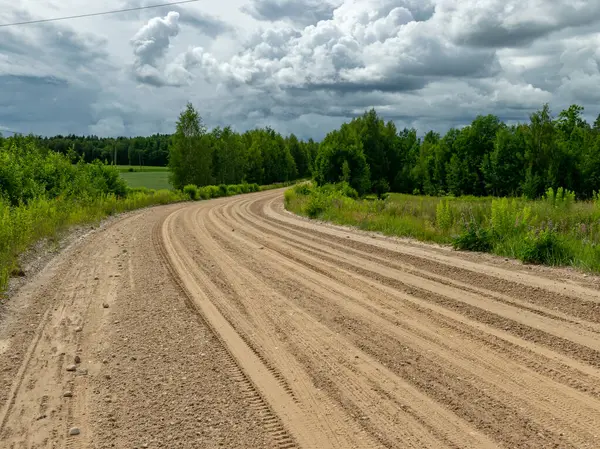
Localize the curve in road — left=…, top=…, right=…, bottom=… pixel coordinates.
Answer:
left=2, top=188, right=600, bottom=448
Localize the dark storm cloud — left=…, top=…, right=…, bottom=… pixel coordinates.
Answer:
left=0, top=75, right=97, bottom=134
left=447, top=1, right=600, bottom=49
left=302, top=76, right=428, bottom=93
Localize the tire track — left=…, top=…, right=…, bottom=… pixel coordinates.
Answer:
left=4, top=189, right=600, bottom=448
left=172, top=189, right=600, bottom=448
left=197, top=205, right=496, bottom=448
left=158, top=205, right=363, bottom=449
left=207, top=196, right=600, bottom=447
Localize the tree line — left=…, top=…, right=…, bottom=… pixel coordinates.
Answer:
left=9, top=134, right=173, bottom=167
left=168, top=103, right=316, bottom=189
left=314, top=105, right=600, bottom=199
left=6, top=101, right=599, bottom=199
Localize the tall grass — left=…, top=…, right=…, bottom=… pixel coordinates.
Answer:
left=0, top=136, right=189, bottom=295
left=0, top=189, right=186, bottom=293
left=285, top=184, right=600, bottom=272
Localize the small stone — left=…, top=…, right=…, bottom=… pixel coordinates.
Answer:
left=94, top=276, right=99, bottom=280
left=66, top=365, right=77, bottom=372
left=69, top=427, right=80, bottom=436
left=102, top=359, right=109, bottom=364
left=74, top=355, right=81, bottom=364
left=142, top=444, right=149, bottom=448
left=36, top=414, right=47, bottom=420
left=75, top=326, right=83, bottom=332
left=78, top=368, right=88, bottom=376
left=102, top=303, right=109, bottom=309
left=64, top=391, right=73, bottom=398
left=105, top=374, right=112, bottom=380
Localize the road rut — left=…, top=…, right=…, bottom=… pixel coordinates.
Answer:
left=1, top=189, right=600, bottom=448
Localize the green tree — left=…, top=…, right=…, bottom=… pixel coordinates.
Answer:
left=482, top=126, right=525, bottom=197
left=168, top=103, right=213, bottom=189
left=314, top=125, right=371, bottom=195
left=287, top=134, right=310, bottom=178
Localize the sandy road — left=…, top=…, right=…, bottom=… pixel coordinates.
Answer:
left=2, top=189, right=600, bottom=448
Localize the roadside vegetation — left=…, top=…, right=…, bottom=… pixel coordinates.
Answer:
left=0, top=135, right=187, bottom=294
left=0, top=101, right=305, bottom=295
left=286, top=103, right=600, bottom=272
left=286, top=183, right=600, bottom=271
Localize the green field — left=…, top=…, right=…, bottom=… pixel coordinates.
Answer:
left=115, top=165, right=169, bottom=173
left=118, top=166, right=172, bottom=190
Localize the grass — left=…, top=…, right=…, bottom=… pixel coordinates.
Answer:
left=0, top=189, right=186, bottom=295
left=115, top=165, right=169, bottom=173
left=285, top=183, right=600, bottom=273
left=120, top=171, right=172, bottom=190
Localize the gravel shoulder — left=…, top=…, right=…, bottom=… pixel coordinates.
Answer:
left=2, top=189, right=600, bottom=448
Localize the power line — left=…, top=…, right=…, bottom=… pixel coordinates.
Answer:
left=0, top=0, right=201, bottom=28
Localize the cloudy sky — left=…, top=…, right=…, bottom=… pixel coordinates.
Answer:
left=1, top=0, right=599, bottom=139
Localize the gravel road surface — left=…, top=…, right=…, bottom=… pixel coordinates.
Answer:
left=1, top=188, right=600, bottom=448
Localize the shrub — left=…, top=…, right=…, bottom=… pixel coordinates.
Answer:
left=544, top=187, right=576, bottom=209
left=491, top=198, right=530, bottom=239
left=336, top=182, right=359, bottom=199
left=284, top=189, right=296, bottom=206
left=198, top=187, right=211, bottom=200
left=436, top=198, right=452, bottom=231
left=227, top=185, right=241, bottom=196
left=293, top=183, right=312, bottom=196
left=518, top=228, right=571, bottom=265
left=206, top=185, right=221, bottom=198
left=183, top=184, right=199, bottom=200
left=453, top=222, right=493, bottom=252
left=306, top=193, right=327, bottom=218
left=218, top=184, right=228, bottom=197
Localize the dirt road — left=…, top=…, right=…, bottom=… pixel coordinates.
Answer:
left=2, top=189, right=600, bottom=448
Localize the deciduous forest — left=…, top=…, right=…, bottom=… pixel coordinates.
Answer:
left=19, top=102, right=598, bottom=200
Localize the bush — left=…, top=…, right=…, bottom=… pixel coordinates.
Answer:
left=518, top=228, right=572, bottom=265
left=453, top=222, right=494, bottom=252
left=206, top=185, right=220, bottom=198
left=436, top=198, right=452, bottom=231
left=284, top=189, right=296, bottom=207
left=544, top=187, right=576, bottom=209
left=227, top=185, right=241, bottom=196
left=306, top=193, right=327, bottom=218
left=218, top=184, right=228, bottom=197
left=336, top=182, right=359, bottom=199
left=293, top=183, right=312, bottom=196
left=490, top=198, right=530, bottom=239
left=198, top=187, right=210, bottom=200
left=183, top=184, right=199, bottom=200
